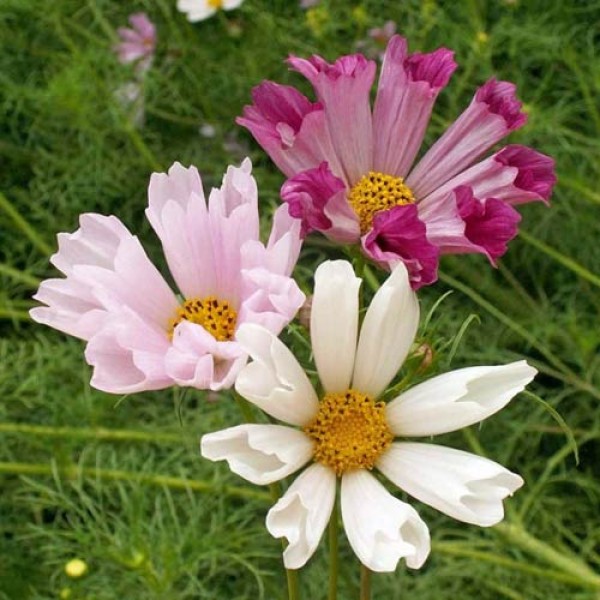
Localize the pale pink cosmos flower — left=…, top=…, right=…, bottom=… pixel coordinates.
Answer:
left=30, top=160, right=305, bottom=395
left=115, top=13, right=157, bottom=72
left=201, top=260, right=535, bottom=571
left=238, top=35, right=556, bottom=289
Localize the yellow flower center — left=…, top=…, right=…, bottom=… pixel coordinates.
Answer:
left=303, top=389, right=394, bottom=476
left=169, top=296, right=237, bottom=342
left=348, top=171, right=415, bottom=234
left=208, top=0, right=223, bottom=8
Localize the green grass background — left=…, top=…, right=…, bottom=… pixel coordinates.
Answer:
left=1, top=0, right=600, bottom=598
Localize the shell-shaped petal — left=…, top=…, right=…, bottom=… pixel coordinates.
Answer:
left=311, top=260, right=361, bottom=393
left=352, top=262, right=419, bottom=397
left=235, top=324, right=318, bottom=426
left=201, top=424, right=313, bottom=485
left=341, top=470, right=430, bottom=571
left=30, top=278, right=107, bottom=340
left=377, top=443, right=524, bottom=526
left=165, top=320, right=247, bottom=391
left=386, top=360, right=537, bottom=436
left=84, top=307, right=173, bottom=394
left=266, top=463, right=336, bottom=569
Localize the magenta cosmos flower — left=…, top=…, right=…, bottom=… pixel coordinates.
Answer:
left=238, top=35, right=556, bottom=288
left=115, top=13, right=157, bottom=70
left=30, top=160, right=305, bottom=394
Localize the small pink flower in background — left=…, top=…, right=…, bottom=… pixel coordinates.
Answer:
left=238, top=35, right=556, bottom=289
left=30, top=160, right=305, bottom=395
left=300, top=0, right=321, bottom=8
left=115, top=13, right=156, bottom=71
left=177, top=0, right=245, bottom=22
left=368, top=20, right=396, bottom=46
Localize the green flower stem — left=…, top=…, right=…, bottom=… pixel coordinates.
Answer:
left=0, top=308, right=31, bottom=321
left=0, top=191, right=52, bottom=256
left=434, top=541, right=598, bottom=589
left=0, top=461, right=269, bottom=502
left=328, top=498, right=339, bottom=600
left=519, top=229, right=600, bottom=290
left=359, top=564, right=371, bottom=600
left=494, top=522, right=600, bottom=590
left=0, top=263, right=40, bottom=288
left=0, top=422, right=182, bottom=444
left=234, top=394, right=301, bottom=600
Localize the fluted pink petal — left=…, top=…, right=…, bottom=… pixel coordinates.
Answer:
left=422, top=145, right=556, bottom=207
left=266, top=204, right=303, bottom=276
left=30, top=278, right=108, bottom=340
left=237, top=81, right=317, bottom=146
left=289, top=53, right=376, bottom=184
left=373, top=36, right=457, bottom=177
left=241, top=205, right=303, bottom=278
left=31, top=213, right=133, bottom=339
left=166, top=321, right=246, bottom=391
left=207, top=159, right=259, bottom=303
left=407, top=78, right=527, bottom=198
left=362, top=204, right=439, bottom=289
left=85, top=308, right=173, bottom=394
left=281, top=163, right=343, bottom=235
left=417, top=188, right=468, bottom=251
left=73, top=235, right=178, bottom=331
left=323, top=189, right=362, bottom=243
left=455, top=186, right=521, bottom=264
left=238, top=84, right=343, bottom=178
left=239, top=267, right=305, bottom=335
left=51, top=213, right=132, bottom=275
left=146, top=162, right=217, bottom=299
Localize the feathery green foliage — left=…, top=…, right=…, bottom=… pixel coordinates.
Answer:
left=1, top=0, right=600, bottom=598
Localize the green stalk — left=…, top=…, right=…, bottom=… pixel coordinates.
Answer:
left=0, top=461, right=269, bottom=502
left=234, top=394, right=301, bottom=600
left=494, top=522, right=600, bottom=590
left=359, top=565, right=371, bottom=600
left=328, top=498, right=339, bottom=600
left=0, top=422, right=182, bottom=444
left=0, top=264, right=40, bottom=288
left=0, top=191, right=52, bottom=256
left=519, top=229, right=600, bottom=290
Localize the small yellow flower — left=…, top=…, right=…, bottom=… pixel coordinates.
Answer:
left=59, top=589, right=72, bottom=600
left=476, top=31, right=489, bottom=44
left=65, top=558, right=88, bottom=578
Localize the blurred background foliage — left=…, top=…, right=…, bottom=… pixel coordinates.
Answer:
left=1, top=0, right=600, bottom=598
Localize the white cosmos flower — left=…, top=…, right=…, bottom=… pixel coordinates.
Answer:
left=201, top=259, right=536, bottom=571
left=177, top=0, right=244, bottom=22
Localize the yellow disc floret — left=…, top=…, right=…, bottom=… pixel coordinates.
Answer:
left=303, top=389, right=394, bottom=476
left=208, top=0, right=224, bottom=8
left=169, top=296, right=237, bottom=342
left=348, top=171, right=415, bottom=234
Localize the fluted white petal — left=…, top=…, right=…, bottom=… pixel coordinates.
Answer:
left=266, top=463, right=336, bottom=569
left=341, top=470, right=430, bottom=571
left=378, top=443, right=524, bottom=526
left=234, top=324, right=318, bottom=426
left=352, top=262, right=419, bottom=398
left=386, top=360, right=537, bottom=436
left=200, top=424, right=313, bottom=485
left=311, top=260, right=361, bottom=393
